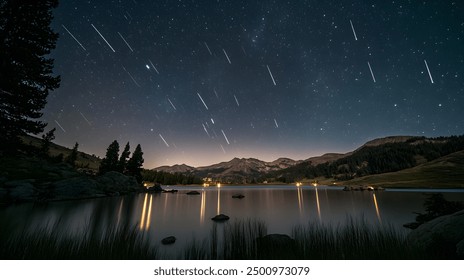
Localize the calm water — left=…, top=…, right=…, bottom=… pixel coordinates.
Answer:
left=2, top=185, right=464, bottom=255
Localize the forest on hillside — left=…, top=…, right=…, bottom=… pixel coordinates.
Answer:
left=271, top=135, right=464, bottom=183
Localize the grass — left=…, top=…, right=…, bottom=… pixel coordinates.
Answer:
left=0, top=219, right=158, bottom=260
left=1, top=218, right=429, bottom=260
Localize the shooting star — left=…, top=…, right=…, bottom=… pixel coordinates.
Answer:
left=79, top=112, right=92, bottom=126
left=61, top=24, right=86, bottom=51
left=267, top=65, right=277, bottom=85
left=54, top=120, right=66, bottom=133
left=222, top=48, right=232, bottom=64
left=367, top=61, right=376, bottom=83
left=274, top=118, right=279, bottom=128
left=204, top=42, right=212, bottom=55
left=148, top=59, right=160, bottom=74
left=213, top=88, right=219, bottom=99
left=424, top=59, right=434, bottom=84
left=91, top=23, right=116, bottom=52
left=220, top=144, right=226, bottom=154
left=159, top=134, right=170, bottom=147
left=167, top=98, right=177, bottom=110
left=221, top=129, right=230, bottom=145
left=122, top=66, right=141, bottom=87
left=233, top=95, right=240, bottom=106
left=118, top=32, right=134, bottom=52
left=211, top=118, right=215, bottom=124
left=197, top=92, right=209, bottom=110
left=349, top=20, right=358, bottom=41
left=202, top=124, right=210, bottom=137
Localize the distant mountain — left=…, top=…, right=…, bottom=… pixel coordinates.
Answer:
left=343, top=149, right=464, bottom=188
left=154, top=157, right=303, bottom=183
left=304, top=153, right=347, bottom=166
left=154, top=164, right=195, bottom=174
left=274, top=135, right=464, bottom=184
left=152, top=135, right=464, bottom=185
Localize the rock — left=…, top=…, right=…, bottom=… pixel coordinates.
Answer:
left=148, top=183, right=163, bottom=193
left=3, top=180, right=37, bottom=202
left=96, top=171, right=139, bottom=194
left=186, top=191, right=200, bottom=195
left=343, top=186, right=352, bottom=191
left=162, top=189, right=178, bottom=193
left=52, top=177, right=100, bottom=200
left=407, top=210, right=464, bottom=258
left=161, top=236, right=176, bottom=245
left=232, top=194, right=245, bottom=199
left=257, top=234, right=297, bottom=259
left=211, top=214, right=230, bottom=222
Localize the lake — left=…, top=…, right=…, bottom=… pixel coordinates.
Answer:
left=1, top=185, right=464, bottom=257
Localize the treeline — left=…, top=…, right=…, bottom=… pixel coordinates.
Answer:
left=99, top=140, right=144, bottom=183
left=272, top=135, right=464, bottom=182
left=142, top=170, right=202, bottom=185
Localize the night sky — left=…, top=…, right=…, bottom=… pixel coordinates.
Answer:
left=44, top=0, right=464, bottom=168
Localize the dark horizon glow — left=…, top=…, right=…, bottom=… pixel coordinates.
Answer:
left=43, top=1, right=464, bottom=168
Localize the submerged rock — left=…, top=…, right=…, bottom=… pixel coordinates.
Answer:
left=407, top=209, right=464, bottom=258
left=161, top=236, right=176, bottom=245
left=186, top=191, right=200, bottom=195
left=211, top=214, right=230, bottom=222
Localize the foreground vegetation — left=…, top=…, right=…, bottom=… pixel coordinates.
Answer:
left=0, top=217, right=440, bottom=260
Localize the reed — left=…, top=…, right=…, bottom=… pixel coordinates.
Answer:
left=0, top=220, right=158, bottom=259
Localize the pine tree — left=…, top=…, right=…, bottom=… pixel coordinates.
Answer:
left=126, top=144, right=144, bottom=183
left=0, top=0, right=61, bottom=153
left=118, top=142, right=131, bottom=173
left=40, top=127, right=56, bottom=157
left=99, top=140, right=120, bottom=175
left=66, top=142, right=79, bottom=167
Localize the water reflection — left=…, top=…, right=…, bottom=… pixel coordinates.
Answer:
left=140, top=193, right=148, bottom=230
left=297, top=186, right=304, bottom=215
left=315, top=187, right=321, bottom=221
left=4, top=186, right=458, bottom=250
left=200, top=190, right=206, bottom=224
left=139, top=194, right=154, bottom=231
left=372, top=193, right=382, bottom=224
left=217, top=185, right=221, bottom=215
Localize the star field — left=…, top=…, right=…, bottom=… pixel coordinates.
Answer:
left=44, top=0, right=464, bottom=167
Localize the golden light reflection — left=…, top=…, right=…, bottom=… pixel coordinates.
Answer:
left=200, top=190, right=206, bottom=224
left=217, top=187, right=221, bottom=215
left=315, top=187, right=321, bottom=221
left=140, top=193, right=148, bottom=230
left=373, top=193, right=382, bottom=224
left=297, top=186, right=304, bottom=215
left=145, top=195, right=153, bottom=230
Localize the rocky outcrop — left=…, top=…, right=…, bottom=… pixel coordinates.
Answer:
left=0, top=169, right=141, bottom=203
left=211, top=214, right=230, bottom=222
left=407, top=210, right=464, bottom=258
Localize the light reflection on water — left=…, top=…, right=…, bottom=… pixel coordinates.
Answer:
left=1, top=185, right=464, bottom=250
